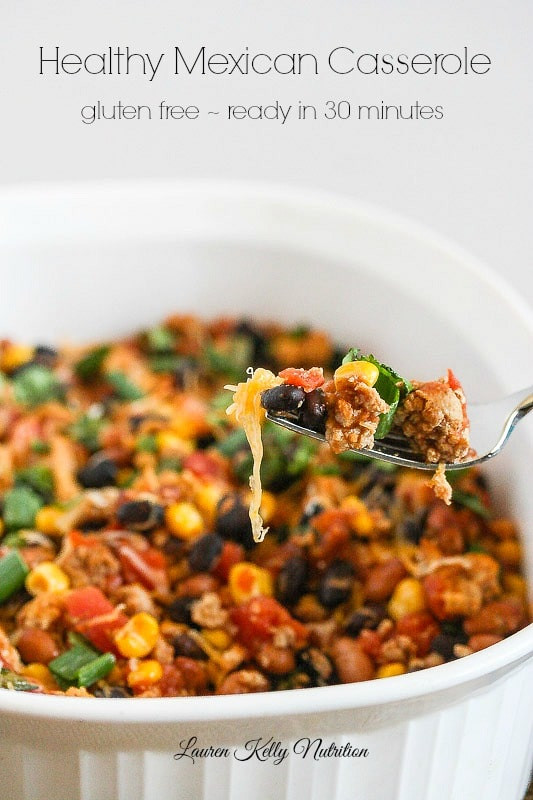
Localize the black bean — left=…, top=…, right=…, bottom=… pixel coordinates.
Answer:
left=79, top=519, right=107, bottom=532
left=167, top=596, right=196, bottom=625
left=117, top=500, right=164, bottom=532
left=276, top=556, right=308, bottom=605
left=172, top=632, right=208, bottom=660
left=93, top=685, right=132, bottom=698
left=173, top=358, right=198, bottom=390
left=398, top=509, right=428, bottom=545
left=431, top=631, right=469, bottom=661
left=299, top=389, right=327, bottom=434
left=162, top=537, right=186, bottom=560
left=361, top=466, right=396, bottom=497
left=196, top=434, right=216, bottom=450
left=344, top=604, right=386, bottom=636
left=216, top=494, right=252, bottom=545
left=34, top=345, right=59, bottom=367
left=188, top=533, right=224, bottom=573
left=128, top=413, right=167, bottom=432
left=299, top=499, right=324, bottom=526
left=235, top=320, right=269, bottom=363
left=296, top=648, right=333, bottom=687
left=318, top=560, right=355, bottom=608
left=77, top=453, right=117, bottom=488
left=474, top=473, right=489, bottom=491
left=260, top=384, right=305, bottom=415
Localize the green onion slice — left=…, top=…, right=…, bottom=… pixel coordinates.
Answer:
left=0, top=550, right=30, bottom=604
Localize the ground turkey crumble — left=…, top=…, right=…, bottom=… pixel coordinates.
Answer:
left=324, top=377, right=389, bottom=454
left=395, top=375, right=470, bottom=464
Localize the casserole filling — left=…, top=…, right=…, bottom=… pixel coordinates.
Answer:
left=0, top=317, right=528, bottom=697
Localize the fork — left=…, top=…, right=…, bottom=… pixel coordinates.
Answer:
left=265, top=385, right=533, bottom=471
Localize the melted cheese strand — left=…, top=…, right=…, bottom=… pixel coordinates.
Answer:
left=226, top=369, right=283, bottom=542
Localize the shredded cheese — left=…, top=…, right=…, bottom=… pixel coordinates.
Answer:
left=226, top=369, right=283, bottom=542
left=428, top=463, right=453, bottom=505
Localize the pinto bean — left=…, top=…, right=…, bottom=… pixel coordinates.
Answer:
left=463, top=598, right=525, bottom=637
left=468, top=633, right=504, bottom=652
left=16, top=628, right=59, bottom=665
left=330, top=636, right=375, bottom=683
left=215, top=669, right=270, bottom=695
left=255, top=642, right=296, bottom=675
left=177, top=573, right=220, bottom=598
left=364, top=558, right=407, bottom=602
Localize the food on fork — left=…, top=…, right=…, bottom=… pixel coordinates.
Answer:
left=230, top=349, right=471, bottom=534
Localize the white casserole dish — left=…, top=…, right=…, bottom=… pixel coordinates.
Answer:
left=0, top=181, right=531, bottom=800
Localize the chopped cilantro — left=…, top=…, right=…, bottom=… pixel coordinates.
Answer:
left=452, top=489, right=492, bottom=519
left=15, top=466, right=54, bottom=502
left=13, top=365, right=62, bottom=407
left=135, top=434, right=158, bottom=453
left=74, top=345, right=110, bottom=381
left=69, top=414, right=106, bottom=453
left=146, top=326, right=176, bottom=353
left=107, top=371, right=144, bottom=401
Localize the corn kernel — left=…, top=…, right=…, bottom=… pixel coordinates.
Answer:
left=127, top=659, right=163, bottom=689
left=496, top=539, right=522, bottom=568
left=341, top=495, right=374, bottom=536
left=170, top=413, right=202, bottom=440
left=195, top=483, right=223, bottom=524
left=35, top=506, right=63, bottom=536
left=0, top=344, right=34, bottom=373
left=228, top=562, right=273, bottom=604
left=388, top=577, right=426, bottom=621
left=21, top=663, right=58, bottom=690
left=0, top=519, right=4, bottom=537
left=156, top=430, right=194, bottom=455
left=334, top=360, right=379, bottom=388
left=25, top=562, right=70, bottom=595
left=202, top=628, right=231, bottom=650
left=489, top=519, right=517, bottom=539
left=165, top=502, right=204, bottom=539
left=377, top=662, right=406, bottom=678
left=503, top=573, right=527, bottom=600
left=115, top=612, right=160, bottom=659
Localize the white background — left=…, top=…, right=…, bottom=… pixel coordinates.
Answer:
left=1, top=0, right=532, bottom=307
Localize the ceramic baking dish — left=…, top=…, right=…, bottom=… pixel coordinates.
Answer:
left=0, top=181, right=531, bottom=800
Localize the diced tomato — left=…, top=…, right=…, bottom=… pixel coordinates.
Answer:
left=212, top=541, right=245, bottom=580
left=230, top=596, right=308, bottom=649
left=64, top=587, right=128, bottom=655
left=64, top=587, right=115, bottom=621
left=279, top=367, right=324, bottom=392
left=447, top=369, right=469, bottom=426
left=118, top=545, right=169, bottom=592
left=446, top=369, right=462, bottom=393
left=396, top=611, right=439, bottom=657
left=76, top=615, right=127, bottom=656
left=183, top=452, right=224, bottom=480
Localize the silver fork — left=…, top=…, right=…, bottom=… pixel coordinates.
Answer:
left=265, top=385, right=533, bottom=471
